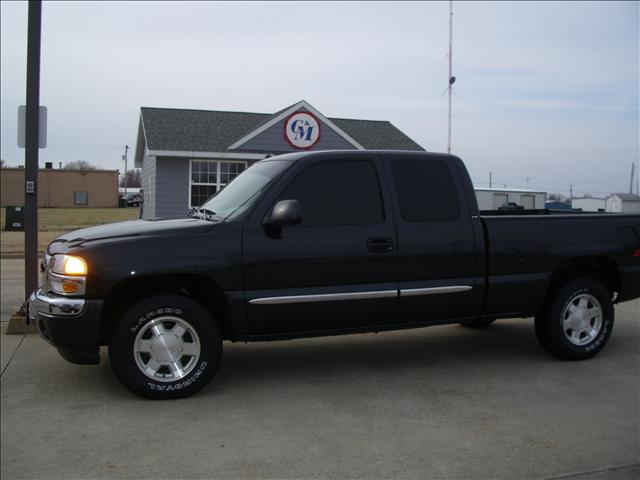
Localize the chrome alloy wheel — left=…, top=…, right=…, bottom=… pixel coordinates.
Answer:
left=561, top=293, right=603, bottom=346
left=133, top=316, right=201, bottom=382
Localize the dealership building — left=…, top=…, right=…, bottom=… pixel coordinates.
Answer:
left=134, top=100, right=424, bottom=219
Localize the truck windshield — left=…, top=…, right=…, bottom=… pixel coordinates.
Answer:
left=195, top=160, right=291, bottom=220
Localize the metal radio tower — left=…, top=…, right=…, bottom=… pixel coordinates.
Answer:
left=447, top=1, right=455, bottom=154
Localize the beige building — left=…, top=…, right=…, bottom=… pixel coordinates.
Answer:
left=1, top=168, right=119, bottom=208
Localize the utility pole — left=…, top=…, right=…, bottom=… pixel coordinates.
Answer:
left=122, top=145, right=129, bottom=195
left=447, top=0, right=455, bottom=154
left=489, top=171, right=492, bottom=188
left=570, top=184, right=573, bottom=199
left=630, top=162, right=635, bottom=195
left=24, top=0, right=42, bottom=306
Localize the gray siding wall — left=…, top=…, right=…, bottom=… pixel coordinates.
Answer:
left=155, top=156, right=190, bottom=218
left=141, top=155, right=156, bottom=219
left=241, top=107, right=357, bottom=152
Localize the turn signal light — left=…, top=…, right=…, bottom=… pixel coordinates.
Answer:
left=62, top=283, right=78, bottom=294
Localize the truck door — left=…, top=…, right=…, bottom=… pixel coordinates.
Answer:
left=242, top=154, right=398, bottom=335
left=382, top=153, right=480, bottom=323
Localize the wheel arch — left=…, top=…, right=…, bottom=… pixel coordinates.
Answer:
left=547, top=255, right=620, bottom=305
left=100, top=273, right=234, bottom=344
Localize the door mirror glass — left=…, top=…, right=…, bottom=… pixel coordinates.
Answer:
left=267, top=199, right=302, bottom=227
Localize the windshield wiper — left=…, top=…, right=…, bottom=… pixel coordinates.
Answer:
left=187, top=208, right=219, bottom=221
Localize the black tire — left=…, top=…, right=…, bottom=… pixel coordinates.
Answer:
left=460, top=317, right=496, bottom=328
left=109, top=294, right=222, bottom=399
left=535, top=278, right=614, bottom=361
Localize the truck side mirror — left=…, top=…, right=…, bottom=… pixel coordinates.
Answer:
left=266, top=199, right=302, bottom=228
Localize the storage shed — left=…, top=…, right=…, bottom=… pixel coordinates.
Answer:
left=134, top=100, right=424, bottom=219
left=606, top=193, right=640, bottom=213
left=571, top=197, right=606, bottom=212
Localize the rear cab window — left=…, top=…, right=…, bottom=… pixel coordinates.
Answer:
left=390, top=159, right=460, bottom=222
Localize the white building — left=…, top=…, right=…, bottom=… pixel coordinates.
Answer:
left=606, top=193, right=640, bottom=213
left=571, top=197, right=606, bottom=212
left=474, top=188, right=546, bottom=210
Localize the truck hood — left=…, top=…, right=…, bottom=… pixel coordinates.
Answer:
left=47, top=217, right=216, bottom=254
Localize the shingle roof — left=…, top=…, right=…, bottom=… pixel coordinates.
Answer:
left=141, top=108, right=270, bottom=153
left=139, top=106, right=424, bottom=154
left=610, top=193, right=640, bottom=202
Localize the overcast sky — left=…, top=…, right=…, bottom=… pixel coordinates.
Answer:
left=1, top=1, right=638, bottom=196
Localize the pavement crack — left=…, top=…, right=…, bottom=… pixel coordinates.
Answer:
left=1, top=334, right=25, bottom=378
left=544, top=463, right=640, bottom=480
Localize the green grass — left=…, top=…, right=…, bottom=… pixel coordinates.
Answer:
left=0, top=207, right=140, bottom=256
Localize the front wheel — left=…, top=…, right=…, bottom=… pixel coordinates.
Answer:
left=109, top=294, right=222, bottom=399
left=535, top=278, right=614, bottom=361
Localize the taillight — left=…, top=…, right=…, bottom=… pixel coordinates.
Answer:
left=633, top=249, right=640, bottom=257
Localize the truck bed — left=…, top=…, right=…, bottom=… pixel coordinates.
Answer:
left=479, top=212, right=640, bottom=317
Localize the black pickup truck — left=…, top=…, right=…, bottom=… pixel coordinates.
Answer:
left=28, top=150, right=640, bottom=399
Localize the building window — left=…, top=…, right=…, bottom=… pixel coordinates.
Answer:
left=190, top=160, right=247, bottom=207
left=74, top=191, right=88, bottom=205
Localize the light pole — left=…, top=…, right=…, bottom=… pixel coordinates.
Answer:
left=122, top=144, right=129, bottom=195
left=24, top=0, right=42, bottom=305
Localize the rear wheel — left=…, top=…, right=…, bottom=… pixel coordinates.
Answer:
left=535, top=278, right=613, bottom=360
left=109, top=294, right=221, bottom=399
left=459, top=317, right=496, bottom=329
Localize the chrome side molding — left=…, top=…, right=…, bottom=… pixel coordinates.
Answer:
left=249, top=290, right=397, bottom=305
left=249, top=285, right=472, bottom=305
left=400, top=286, right=472, bottom=297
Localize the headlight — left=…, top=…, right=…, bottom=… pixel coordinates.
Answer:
left=47, top=255, right=87, bottom=296
left=50, top=255, right=88, bottom=276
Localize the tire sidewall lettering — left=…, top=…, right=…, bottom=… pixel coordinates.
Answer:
left=146, top=361, right=208, bottom=391
left=130, top=307, right=183, bottom=334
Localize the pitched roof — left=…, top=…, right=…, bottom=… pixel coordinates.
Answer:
left=609, top=193, right=640, bottom=202
left=136, top=104, right=424, bottom=162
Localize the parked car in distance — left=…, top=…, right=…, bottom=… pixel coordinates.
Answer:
left=122, top=192, right=141, bottom=207
left=27, top=150, right=640, bottom=399
left=498, top=201, right=525, bottom=210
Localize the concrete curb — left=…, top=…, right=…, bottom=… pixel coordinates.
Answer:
left=6, top=311, right=38, bottom=335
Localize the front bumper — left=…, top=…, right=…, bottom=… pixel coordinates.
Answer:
left=27, top=289, right=103, bottom=364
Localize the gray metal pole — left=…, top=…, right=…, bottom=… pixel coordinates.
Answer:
left=123, top=145, right=129, bottom=195
left=24, top=0, right=42, bottom=306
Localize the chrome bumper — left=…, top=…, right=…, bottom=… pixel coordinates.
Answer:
left=27, top=289, right=86, bottom=319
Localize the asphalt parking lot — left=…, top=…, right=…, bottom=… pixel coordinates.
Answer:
left=1, top=258, right=638, bottom=480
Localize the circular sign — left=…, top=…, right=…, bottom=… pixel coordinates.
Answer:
left=284, top=111, right=321, bottom=149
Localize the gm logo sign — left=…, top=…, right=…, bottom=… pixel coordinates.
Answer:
left=284, top=111, right=321, bottom=149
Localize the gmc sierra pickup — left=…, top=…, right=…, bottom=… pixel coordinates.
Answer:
left=28, top=150, right=640, bottom=399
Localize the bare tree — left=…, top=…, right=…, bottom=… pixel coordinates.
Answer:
left=64, top=160, right=100, bottom=170
left=120, top=169, right=142, bottom=187
left=548, top=193, right=567, bottom=202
